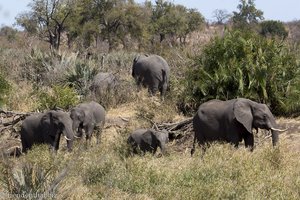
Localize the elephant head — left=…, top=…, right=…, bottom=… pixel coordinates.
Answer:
left=233, top=98, right=287, bottom=146
left=41, top=110, right=74, bottom=151
left=70, top=108, right=85, bottom=138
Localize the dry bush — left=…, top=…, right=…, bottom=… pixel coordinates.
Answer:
left=6, top=82, right=39, bottom=112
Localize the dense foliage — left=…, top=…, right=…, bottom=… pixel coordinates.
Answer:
left=184, top=30, right=300, bottom=115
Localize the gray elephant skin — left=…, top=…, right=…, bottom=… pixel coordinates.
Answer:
left=20, top=110, right=74, bottom=153
left=127, top=128, right=169, bottom=155
left=191, top=98, right=286, bottom=155
left=90, top=72, right=118, bottom=97
left=132, top=54, right=170, bottom=98
left=70, top=101, right=106, bottom=145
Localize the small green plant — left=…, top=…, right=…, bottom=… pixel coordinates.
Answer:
left=0, top=145, right=69, bottom=200
left=37, top=85, right=79, bottom=110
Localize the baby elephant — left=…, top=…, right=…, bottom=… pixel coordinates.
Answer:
left=127, top=129, right=169, bottom=155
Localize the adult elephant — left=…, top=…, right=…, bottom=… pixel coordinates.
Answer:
left=20, top=110, right=74, bottom=153
left=132, top=54, right=170, bottom=99
left=191, top=98, right=287, bottom=155
left=70, top=101, right=106, bottom=145
left=89, top=72, right=118, bottom=97
left=127, top=128, right=169, bottom=155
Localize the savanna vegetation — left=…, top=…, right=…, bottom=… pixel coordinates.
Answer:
left=0, top=0, right=300, bottom=199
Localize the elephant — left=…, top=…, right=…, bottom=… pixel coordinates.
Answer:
left=127, top=128, right=169, bottom=155
left=70, top=101, right=106, bottom=145
left=20, top=110, right=74, bottom=153
left=89, top=72, right=118, bottom=97
left=132, top=54, right=170, bottom=99
left=191, top=98, right=287, bottom=155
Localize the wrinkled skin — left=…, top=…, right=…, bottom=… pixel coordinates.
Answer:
left=132, top=54, right=170, bottom=99
left=191, top=98, right=285, bottom=155
left=20, top=110, right=74, bottom=153
left=127, top=129, right=169, bottom=155
left=70, top=101, right=106, bottom=145
left=90, top=72, right=118, bottom=97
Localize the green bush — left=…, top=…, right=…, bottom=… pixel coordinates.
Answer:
left=37, top=85, right=79, bottom=110
left=65, top=60, right=98, bottom=96
left=182, top=30, right=300, bottom=115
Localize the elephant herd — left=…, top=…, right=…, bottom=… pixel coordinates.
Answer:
left=17, top=54, right=287, bottom=156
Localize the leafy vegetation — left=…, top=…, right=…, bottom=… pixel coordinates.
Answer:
left=37, top=85, right=79, bottom=110
left=183, top=30, right=300, bottom=115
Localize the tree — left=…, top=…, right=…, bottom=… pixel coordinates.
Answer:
left=260, top=20, right=288, bottom=39
left=150, top=0, right=204, bottom=44
left=212, top=9, right=231, bottom=25
left=232, top=0, right=264, bottom=29
left=16, top=0, right=74, bottom=50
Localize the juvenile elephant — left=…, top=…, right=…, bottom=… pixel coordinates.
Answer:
left=89, top=72, right=118, bottom=97
left=70, top=101, right=106, bottom=145
left=132, top=54, right=170, bottom=99
left=20, top=110, right=74, bottom=153
left=191, top=98, right=287, bottom=155
left=127, top=129, right=169, bottom=155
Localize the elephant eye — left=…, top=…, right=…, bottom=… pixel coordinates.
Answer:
left=58, top=122, right=64, bottom=128
left=263, top=114, right=267, bottom=119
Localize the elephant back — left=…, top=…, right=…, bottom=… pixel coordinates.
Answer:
left=90, top=72, right=118, bottom=92
left=89, top=101, right=106, bottom=126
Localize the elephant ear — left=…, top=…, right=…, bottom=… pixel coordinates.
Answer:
left=233, top=99, right=253, bottom=133
left=78, top=110, right=85, bottom=122
left=41, top=111, right=56, bottom=136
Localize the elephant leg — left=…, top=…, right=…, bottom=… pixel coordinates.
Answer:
left=21, top=139, right=29, bottom=153
left=244, top=133, right=254, bottom=151
left=159, top=83, right=168, bottom=100
left=136, top=77, right=143, bottom=92
left=85, top=125, right=95, bottom=147
left=95, top=121, right=104, bottom=145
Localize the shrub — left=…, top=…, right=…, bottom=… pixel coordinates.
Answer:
left=37, top=85, right=79, bottom=110
left=182, top=30, right=300, bottom=115
left=65, top=60, right=98, bottom=96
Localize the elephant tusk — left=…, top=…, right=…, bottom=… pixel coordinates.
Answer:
left=64, top=136, right=72, bottom=141
left=271, top=127, right=288, bottom=132
left=73, top=135, right=81, bottom=139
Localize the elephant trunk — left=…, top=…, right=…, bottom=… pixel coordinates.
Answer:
left=270, top=130, right=279, bottom=146
left=64, top=122, right=74, bottom=151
